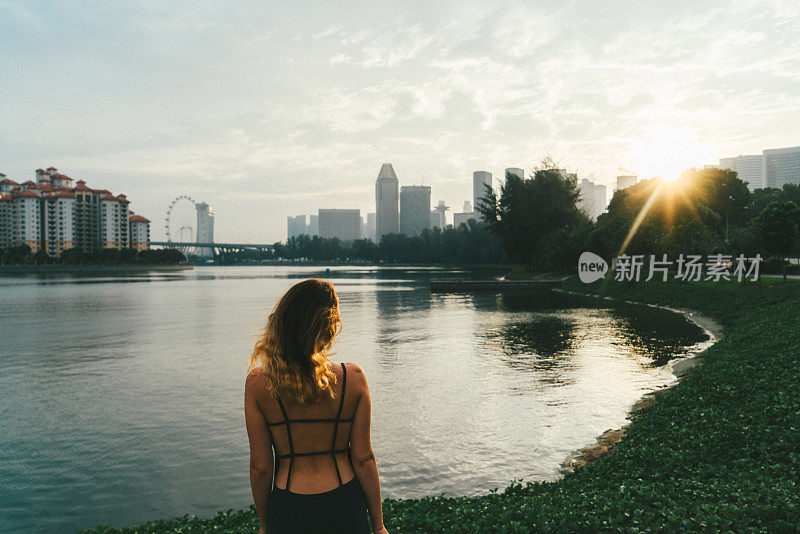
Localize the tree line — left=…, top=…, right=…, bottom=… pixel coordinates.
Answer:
left=271, top=218, right=504, bottom=264
left=0, top=245, right=186, bottom=266
left=476, top=161, right=800, bottom=277
left=194, top=161, right=800, bottom=275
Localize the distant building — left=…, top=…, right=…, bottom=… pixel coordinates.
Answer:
left=100, top=193, right=130, bottom=250
left=578, top=178, right=608, bottom=220
left=0, top=167, right=148, bottom=257
left=719, top=155, right=764, bottom=190
left=763, top=146, right=800, bottom=189
left=287, top=214, right=307, bottom=240
left=453, top=200, right=475, bottom=228
left=129, top=214, right=151, bottom=252
left=365, top=212, right=376, bottom=242
left=375, top=163, right=399, bottom=240
left=473, top=171, right=492, bottom=214
left=505, top=168, right=524, bottom=180
left=308, top=214, right=319, bottom=237
left=430, top=200, right=449, bottom=230
left=616, top=175, right=638, bottom=190
left=400, top=185, right=431, bottom=237
left=318, top=209, right=361, bottom=242
left=453, top=212, right=473, bottom=228
left=0, top=194, right=10, bottom=250
left=195, top=202, right=215, bottom=258
left=553, top=168, right=578, bottom=181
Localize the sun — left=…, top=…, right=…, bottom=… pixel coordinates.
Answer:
left=624, top=126, right=713, bottom=182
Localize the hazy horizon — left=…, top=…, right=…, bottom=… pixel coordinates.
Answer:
left=2, top=1, right=799, bottom=243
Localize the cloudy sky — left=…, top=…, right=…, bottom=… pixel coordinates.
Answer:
left=2, top=0, right=799, bottom=242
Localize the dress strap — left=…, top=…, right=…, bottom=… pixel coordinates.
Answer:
left=275, top=395, right=295, bottom=491
left=331, top=362, right=347, bottom=486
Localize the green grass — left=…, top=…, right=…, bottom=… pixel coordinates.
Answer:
left=81, top=278, right=800, bottom=533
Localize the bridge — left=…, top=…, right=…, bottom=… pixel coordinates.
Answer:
left=150, top=241, right=275, bottom=261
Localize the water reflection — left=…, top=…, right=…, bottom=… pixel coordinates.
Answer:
left=609, top=305, right=709, bottom=366
left=0, top=267, right=710, bottom=533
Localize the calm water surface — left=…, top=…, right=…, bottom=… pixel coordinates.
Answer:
left=0, top=266, right=708, bottom=532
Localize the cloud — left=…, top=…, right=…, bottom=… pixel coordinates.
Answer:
left=2, top=0, right=800, bottom=242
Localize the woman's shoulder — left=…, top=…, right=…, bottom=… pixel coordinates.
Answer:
left=340, top=362, right=368, bottom=388
left=341, top=361, right=365, bottom=377
left=245, top=366, right=267, bottom=389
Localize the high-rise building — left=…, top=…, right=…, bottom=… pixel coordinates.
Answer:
left=308, top=214, right=319, bottom=236
left=318, top=209, right=361, bottom=242
left=366, top=212, right=376, bottom=242
left=100, top=193, right=129, bottom=250
left=430, top=200, right=449, bottom=230
left=553, top=168, right=578, bottom=181
left=195, top=202, right=215, bottom=258
left=287, top=215, right=307, bottom=240
left=129, top=214, right=150, bottom=252
left=473, top=171, right=493, bottom=214
left=616, top=175, right=638, bottom=190
left=578, top=178, right=608, bottom=220
left=0, top=167, right=149, bottom=257
left=400, top=185, right=431, bottom=237
left=375, top=163, right=398, bottom=240
left=763, top=146, right=800, bottom=189
left=453, top=200, right=475, bottom=228
left=453, top=212, right=473, bottom=228
left=506, top=168, right=524, bottom=180
left=719, top=155, right=764, bottom=190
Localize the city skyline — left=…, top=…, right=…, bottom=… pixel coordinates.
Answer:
left=2, top=1, right=800, bottom=243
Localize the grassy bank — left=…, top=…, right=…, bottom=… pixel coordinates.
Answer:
left=81, top=278, right=800, bottom=533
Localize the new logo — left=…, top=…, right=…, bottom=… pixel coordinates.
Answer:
left=578, top=252, right=608, bottom=283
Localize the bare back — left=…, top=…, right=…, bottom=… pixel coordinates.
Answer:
left=257, top=362, right=363, bottom=494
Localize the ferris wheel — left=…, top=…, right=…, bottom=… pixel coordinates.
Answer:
left=165, top=195, right=197, bottom=243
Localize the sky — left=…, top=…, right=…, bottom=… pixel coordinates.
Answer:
left=2, top=0, right=800, bottom=243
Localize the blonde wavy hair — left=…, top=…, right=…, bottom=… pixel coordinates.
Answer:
left=248, top=279, right=341, bottom=404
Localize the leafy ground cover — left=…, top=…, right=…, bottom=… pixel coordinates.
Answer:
left=81, top=277, right=800, bottom=533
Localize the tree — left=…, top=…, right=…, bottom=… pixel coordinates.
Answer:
left=32, top=249, right=51, bottom=265
left=591, top=167, right=750, bottom=259
left=60, top=247, right=86, bottom=265
left=4, top=244, right=32, bottom=265
left=756, top=200, right=800, bottom=282
left=100, top=248, right=121, bottom=265
left=478, top=161, right=590, bottom=271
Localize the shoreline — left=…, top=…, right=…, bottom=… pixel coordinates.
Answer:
left=555, top=286, right=724, bottom=473
left=0, top=264, right=193, bottom=275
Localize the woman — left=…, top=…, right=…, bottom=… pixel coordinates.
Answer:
left=244, top=279, right=388, bottom=534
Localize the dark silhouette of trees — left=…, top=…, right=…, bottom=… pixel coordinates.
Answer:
left=477, top=163, right=590, bottom=270
left=756, top=200, right=800, bottom=282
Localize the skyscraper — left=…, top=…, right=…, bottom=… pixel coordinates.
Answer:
left=366, top=212, right=376, bottom=242
left=318, top=209, right=361, bottom=242
left=719, top=155, right=764, bottom=190
left=430, top=200, right=449, bottom=230
left=287, top=215, right=306, bottom=239
left=196, top=202, right=215, bottom=258
left=616, top=175, right=638, bottom=190
left=308, top=214, right=319, bottom=236
left=505, top=168, right=524, bottom=180
left=578, top=178, right=608, bottom=220
left=473, top=171, right=492, bottom=214
left=453, top=200, right=474, bottom=228
left=763, top=146, right=800, bottom=188
left=375, top=163, right=398, bottom=240
left=400, top=185, right=431, bottom=237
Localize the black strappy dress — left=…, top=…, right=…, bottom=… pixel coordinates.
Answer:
left=264, top=362, right=370, bottom=534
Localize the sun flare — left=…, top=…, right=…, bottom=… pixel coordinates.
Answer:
left=625, top=126, right=713, bottom=182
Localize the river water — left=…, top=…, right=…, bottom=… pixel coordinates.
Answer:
left=0, top=265, right=708, bottom=532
